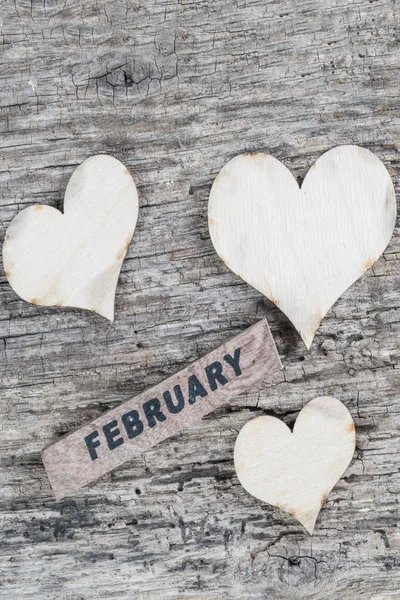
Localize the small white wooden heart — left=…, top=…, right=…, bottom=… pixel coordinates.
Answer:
left=208, top=146, right=396, bottom=348
left=234, top=396, right=356, bottom=534
left=3, top=155, right=138, bottom=320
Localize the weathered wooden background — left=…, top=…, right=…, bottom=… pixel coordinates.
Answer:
left=0, top=0, right=399, bottom=598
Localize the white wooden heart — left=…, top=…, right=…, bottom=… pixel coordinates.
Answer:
left=234, top=396, right=356, bottom=534
left=3, top=155, right=138, bottom=320
left=208, top=145, right=396, bottom=348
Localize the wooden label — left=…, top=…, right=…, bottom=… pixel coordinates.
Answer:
left=42, top=319, right=281, bottom=499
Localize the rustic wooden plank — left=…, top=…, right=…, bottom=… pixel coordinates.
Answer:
left=43, top=319, right=281, bottom=499
left=0, top=0, right=399, bottom=598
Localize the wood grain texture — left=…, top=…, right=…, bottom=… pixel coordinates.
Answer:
left=0, top=1, right=399, bottom=599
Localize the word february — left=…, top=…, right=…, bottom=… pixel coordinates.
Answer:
left=42, top=319, right=281, bottom=499
left=85, top=348, right=242, bottom=460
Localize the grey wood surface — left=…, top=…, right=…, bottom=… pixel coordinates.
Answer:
left=0, top=1, right=399, bottom=598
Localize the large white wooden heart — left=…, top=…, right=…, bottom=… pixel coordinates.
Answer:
left=3, top=155, right=138, bottom=320
left=234, top=396, right=356, bottom=534
left=208, top=146, right=396, bottom=348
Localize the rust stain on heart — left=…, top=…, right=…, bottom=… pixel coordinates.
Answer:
left=263, top=277, right=280, bottom=305
left=116, top=246, right=127, bottom=260
left=312, top=313, right=324, bottom=335
left=320, top=491, right=328, bottom=507
left=116, top=235, right=132, bottom=260
left=363, top=257, right=375, bottom=271
left=220, top=255, right=230, bottom=267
